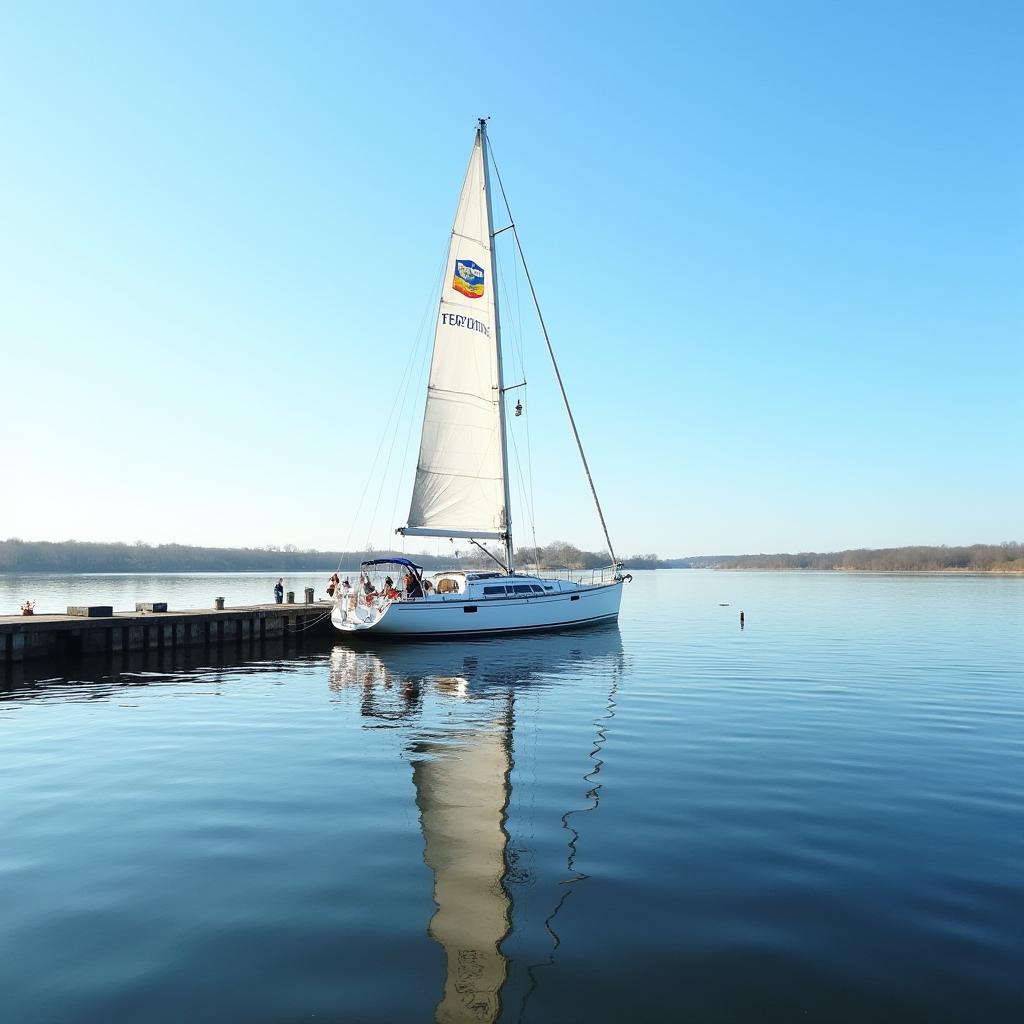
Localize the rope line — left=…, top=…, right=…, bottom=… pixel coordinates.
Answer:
left=486, top=138, right=618, bottom=567
left=284, top=607, right=334, bottom=632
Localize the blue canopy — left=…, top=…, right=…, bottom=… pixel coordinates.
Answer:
left=360, top=557, right=424, bottom=571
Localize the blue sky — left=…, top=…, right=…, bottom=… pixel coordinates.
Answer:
left=1, top=2, right=1020, bottom=557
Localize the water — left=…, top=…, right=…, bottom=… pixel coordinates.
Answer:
left=0, top=571, right=337, bottom=616
left=1, top=571, right=1021, bottom=1023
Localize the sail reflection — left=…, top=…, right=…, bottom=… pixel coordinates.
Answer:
left=412, top=715, right=513, bottom=1023
left=327, top=628, right=625, bottom=1023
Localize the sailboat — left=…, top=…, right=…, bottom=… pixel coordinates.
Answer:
left=332, top=120, right=627, bottom=637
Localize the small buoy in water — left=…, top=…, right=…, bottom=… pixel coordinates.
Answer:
left=740, top=611, right=745, bottom=628
left=719, top=603, right=729, bottom=606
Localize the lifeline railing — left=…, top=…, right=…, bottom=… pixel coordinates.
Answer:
left=532, top=563, right=625, bottom=587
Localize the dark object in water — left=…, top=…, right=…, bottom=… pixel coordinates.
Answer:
left=719, top=603, right=729, bottom=606
left=740, top=611, right=745, bottom=628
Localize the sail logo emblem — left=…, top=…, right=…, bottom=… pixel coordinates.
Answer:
left=452, top=258, right=485, bottom=299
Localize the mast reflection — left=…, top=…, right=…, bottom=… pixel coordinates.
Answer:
left=327, top=628, right=625, bottom=1023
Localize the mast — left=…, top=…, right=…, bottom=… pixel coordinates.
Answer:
left=480, top=119, right=515, bottom=575
left=400, top=123, right=614, bottom=576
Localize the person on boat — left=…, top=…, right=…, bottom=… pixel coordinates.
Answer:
left=384, top=578, right=401, bottom=601
left=362, top=575, right=376, bottom=606
left=21, top=600, right=34, bottom=616
left=273, top=579, right=284, bottom=604
left=326, top=573, right=340, bottom=598
left=404, top=571, right=424, bottom=599
left=422, top=580, right=433, bottom=595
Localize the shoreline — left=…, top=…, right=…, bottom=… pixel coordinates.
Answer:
left=1, top=567, right=1021, bottom=577
left=715, top=567, right=1024, bottom=575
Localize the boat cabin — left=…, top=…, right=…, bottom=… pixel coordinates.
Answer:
left=348, top=562, right=584, bottom=605
left=427, top=572, right=580, bottom=600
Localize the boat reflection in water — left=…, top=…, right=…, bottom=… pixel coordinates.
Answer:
left=327, top=627, right=625, bottom=1023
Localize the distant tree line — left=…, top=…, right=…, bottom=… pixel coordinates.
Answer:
left=0, top=537, right=670, bottom=574
left=0, top=539, right=452, bottom=574
left=439, top=541, right=1024, bottom=572
left=712, top=543, right=1024, bottom=573
left=1, top=538, right=1019, bottom=574
left=459, top=542, right=698, bottom=571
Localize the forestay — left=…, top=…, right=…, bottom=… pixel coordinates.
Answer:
left=403, top=133, right=507, bottom=540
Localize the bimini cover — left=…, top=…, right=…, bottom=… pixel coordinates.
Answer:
left=361, top=558, right=424, bottom=570
left=405, top=132, right=506, bottom=537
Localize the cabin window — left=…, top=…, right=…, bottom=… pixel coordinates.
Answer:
left=544, top=586, right=554, bottom=591
left=512, top=585, right=532, bottom=595
left=570, top=595, right=580, bottom=601
left=483, top=586, right=506, bottom=596
left=530, top=585, right=544, bottom=593
left=463, top=606, right=478, bottom=613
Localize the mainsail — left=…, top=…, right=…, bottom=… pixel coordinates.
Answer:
left=401, top=127, right=510, bottom=547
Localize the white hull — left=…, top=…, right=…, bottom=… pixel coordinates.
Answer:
left=332, top=579, right=622, bottom=638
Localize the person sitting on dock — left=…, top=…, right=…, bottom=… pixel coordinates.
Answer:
left=21, top=600, right=34, bottom=616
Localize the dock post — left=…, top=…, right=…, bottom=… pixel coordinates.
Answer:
left=304, top=587, right=314, bottom=604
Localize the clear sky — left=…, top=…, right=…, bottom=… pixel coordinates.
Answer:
left=1, top=2, right=1021, bottom=558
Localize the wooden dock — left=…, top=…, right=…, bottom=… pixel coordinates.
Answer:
left=0, top=602, right=337, bottom=664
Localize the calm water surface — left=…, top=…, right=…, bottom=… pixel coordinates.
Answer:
left=1, top=571, right=1021, bottom=1023
left=0, top=570, right=335, bottom=616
